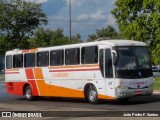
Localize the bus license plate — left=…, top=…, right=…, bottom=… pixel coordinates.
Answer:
left=135, top=91, right=142, bottom=95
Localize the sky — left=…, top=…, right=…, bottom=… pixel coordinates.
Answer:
left=24, top=0, right=117, bottom=41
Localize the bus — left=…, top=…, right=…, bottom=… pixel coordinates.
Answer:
left=5, top=40, right=153, bottom=104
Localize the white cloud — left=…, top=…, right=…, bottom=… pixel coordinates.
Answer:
left=77, top=14, right=89, bottom=20
left=90, top=10, right=106, bottom=20
left=43, top=0, right=117, bottom=40
left=23, top=0, right=48, bottom=3
left=77, top=10, right=106, bottom=21
left=106, top=15, right=116, bottom=26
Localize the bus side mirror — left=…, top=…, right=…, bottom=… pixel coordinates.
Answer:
left=112, top=50, right=117, bottom=65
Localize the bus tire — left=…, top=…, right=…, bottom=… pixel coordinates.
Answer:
left=87, top=85, right=99, bottom=104
left=25, top=85, right=33, bottom=101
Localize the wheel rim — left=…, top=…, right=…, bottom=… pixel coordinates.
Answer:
left=89, top=89, right=97, bottom=102
left=26, top=88, right=32, bottom=99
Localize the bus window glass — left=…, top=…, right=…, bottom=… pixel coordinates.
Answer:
left=105, top=49, right=113, bottom=78
left=6, top=55, right=12, bottom=69
left=13, top=54, right=23, bottom=68
left=134, top=47, right=151, bottom=69
left=99, top=49, right=104, bottom=77
left=24, top=53, right=35, bottom=67
left=65, top=48, right=80, bottom=65
left=50, top=50, right=64, bottom=66
left=115, top=46, right=152, bottom=78
left=81, top=46, right=98, bottom=64
left=37, top=51, right=49, bottom=67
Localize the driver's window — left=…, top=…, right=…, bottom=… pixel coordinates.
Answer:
left=99, top=49, right=113, bottom=78
left=105, top=49, right=113, bottom=78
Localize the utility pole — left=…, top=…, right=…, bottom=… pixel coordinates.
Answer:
left=69, top=0, right=71, bottom=43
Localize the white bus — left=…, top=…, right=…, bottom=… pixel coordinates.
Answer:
left=5, top=40, right=153, bottom=104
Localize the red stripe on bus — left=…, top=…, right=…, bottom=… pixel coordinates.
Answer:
left=49, top=68, right=100, bottom=72
left=25, top=69, right=39, bottom=96
left=22, top=50, right=29, bottom=53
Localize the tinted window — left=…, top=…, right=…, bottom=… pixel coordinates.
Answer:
left=24, top=53, right=35, bottom=67
left=99, top=49, right=104, bottom=77
left=105, top=49, right=113, bottom=78
left=37, top=51, right=49, bottom=67
left=6, top=55, right=12, bottom=69
left=65, top=48, right=80, bottom=65
left=50, top=50, right=64, bottom=66
left=99, top=49, right=113, bottom=78
left=13, top=54, right=23, bottom=68
left=81, top=46, right=98, bottom=64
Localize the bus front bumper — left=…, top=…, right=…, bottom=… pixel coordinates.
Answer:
left=116, top=88, right=153, bottom=99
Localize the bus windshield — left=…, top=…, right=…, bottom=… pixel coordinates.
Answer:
left=114, top=46, right=152, bottom=79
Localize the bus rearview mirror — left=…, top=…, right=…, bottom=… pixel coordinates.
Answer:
left=112, top=50, right=117, bottom=65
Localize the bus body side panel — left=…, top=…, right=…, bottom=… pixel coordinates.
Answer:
left=5, top=68, right=26, bottom=96
left=5, top=65, right=116, bottom=99
left=5, top=68, right=40, bottom=96
left=6, top=82, right=25, bottom=95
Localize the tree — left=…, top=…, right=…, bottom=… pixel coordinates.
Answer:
left=111, top=0, right=160, bottom=54
left=29, top=28, right=84, bottom=48
left=0, top=0, right=47, bottom=54
left=28, top=28, right=53, bottom=48
left=71, top=33, right=83, bottom=44
left=28, top=28, right=70, bottom=48
left=87, top=26, right=120, bottom=42
left=152, top=44, right=160, bottom=65
left=50, top=29, right=69, bottom=46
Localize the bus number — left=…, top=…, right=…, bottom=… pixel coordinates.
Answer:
left=52, top=73, right=69, bottom=78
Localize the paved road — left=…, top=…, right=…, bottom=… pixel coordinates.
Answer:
left=0, top=82, right=160, bottom=111
left=0, top=75, right=160, bottom=120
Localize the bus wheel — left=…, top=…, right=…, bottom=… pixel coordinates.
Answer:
left=25, top=85, right=33, bottom=101
left=87, top=85, right=98, bottom=104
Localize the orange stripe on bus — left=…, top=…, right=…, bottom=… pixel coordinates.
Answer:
left=33, top=68, right=115, bottom=99
left=30, top=48, right=38, bottom=52
left=5, top=69, right=19, bottom=72
left=33, top=68, right=84, bottom=97
left=98, top=94, right=115, bottom=100
left=48, top=64, right=99, bottom=69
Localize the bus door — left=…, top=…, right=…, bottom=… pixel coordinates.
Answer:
left=100, top=48, right=115, bottom=97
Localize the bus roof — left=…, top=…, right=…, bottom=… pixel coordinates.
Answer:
left=6, top=40, right=147, bottom=55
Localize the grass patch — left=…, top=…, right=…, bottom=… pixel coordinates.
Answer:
left=0, top=74, right=3, bottom=78
left=154, top=77, right=160, bottom=90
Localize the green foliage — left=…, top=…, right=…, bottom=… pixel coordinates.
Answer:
left=0, top=0, right=47, bottom=54
left=152, top=44, right=160, bottom=65
left=87, top=26, right=120, bottom=42
left=112, top=0, right=160, bottom=64
left=28, top=28, right=83, bottom=48
left=154, top=77, right=160, bottom=90
left=70, top=33, right=83, bottom=44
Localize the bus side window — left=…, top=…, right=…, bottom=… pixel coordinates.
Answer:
left=50, top=50, right=64, bottom=66
left=81, top=46, right=98, bottom=64
left=99, top=49, right=104, bottom=77
left=65, top=48, right=80, bottom=65
left=24, top=53, right=35, bottom=68
left=6, top=55, right=12, bottom=69
left=105, top=49, right=113, bottom=78
left=13, top=54, right=23, bottom=68
left=37, top=51, right=49, bottom=67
